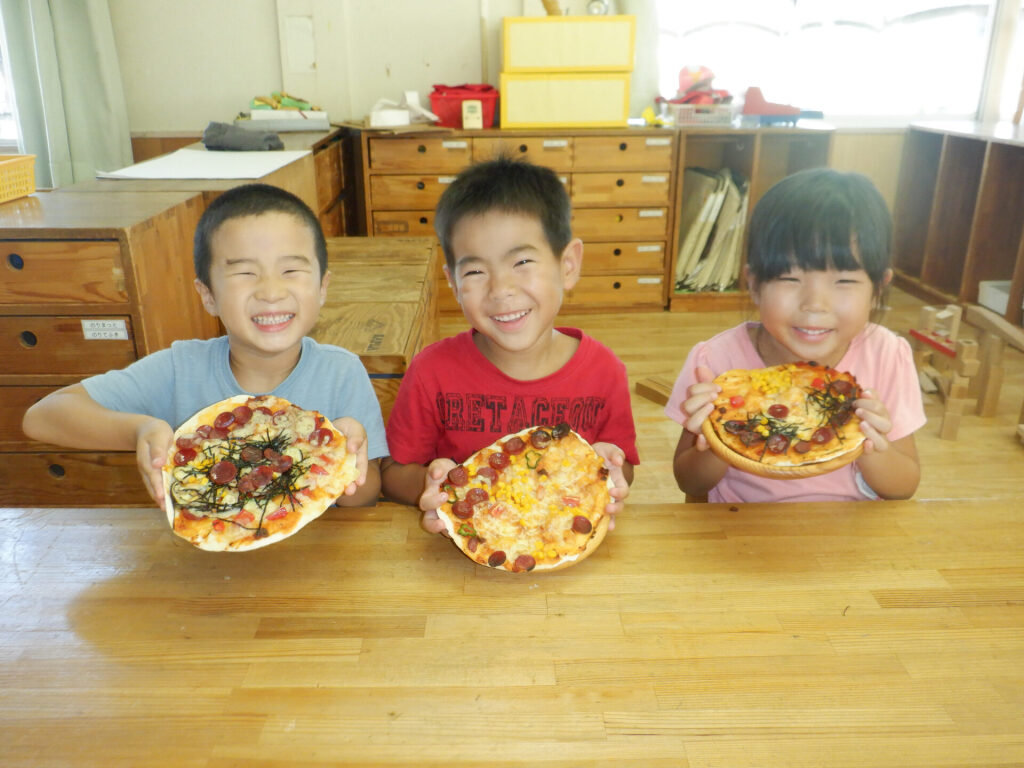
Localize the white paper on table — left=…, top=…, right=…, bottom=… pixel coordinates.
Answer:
left=96, top=148, right=312, bottom=180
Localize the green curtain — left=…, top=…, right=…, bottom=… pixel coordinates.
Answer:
left=0, top=0, right=132, bottom=187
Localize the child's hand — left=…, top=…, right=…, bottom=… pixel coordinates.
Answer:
left=591, top=442, right=630, bottom=529
left=854, top=389, right=894, bottom=453
left=679, top=365, right=720, bottom=450
left=135, top=418, right=174, bottom=510
left=418, top=458, right=456, bottom=534
left=332, top=417, right=368, bottom=495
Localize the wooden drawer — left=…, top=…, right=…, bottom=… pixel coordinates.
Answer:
left=564, top=274, right=665, bottom=309
left=369, top=137, right=472, bottom=172
left=370, top=175, right=454, bottom=210
left=572, top=207, right=669, bottom=240
left=472, top=136, right=573, bottom=171
left=573, top=135, right=674, bottom=171
left=0, top=451, right=150, bottom=506
left=314, top=140, right=343, bottom=212
left=583, top=241, right=665, bottom=274
left=319, top=200, right=344, bottom=238
left=0, top=240, right=127, bottom=305
left=571, top=172, right=672, bottom=206
left=0, top=316, right=136, bottom=376
left=371, top=210, right=437, bottom=237
left=0, top=385, right=61, bottom=451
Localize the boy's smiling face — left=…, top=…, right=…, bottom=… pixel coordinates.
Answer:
left=445, top=210, right=581, bottom=371
left=195, top=211, right=328, bottom=365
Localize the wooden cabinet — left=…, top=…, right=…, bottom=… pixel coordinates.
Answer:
left=668, top=126, right=833, bottom=310
left=893, top=122, right=1024, bottom=327
left=358, top=127, right=678, bottom=312
left=283, top=128, right=357, bottom=238
left=0, top=190, right=218, bottom=506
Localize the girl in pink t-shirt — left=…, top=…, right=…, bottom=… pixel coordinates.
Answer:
left=667, top=169, right=925, bottom=503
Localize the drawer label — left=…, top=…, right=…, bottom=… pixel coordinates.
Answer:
left=642, top=175, right=667, bottom=183
left=81, top=319, right=129, bottom=340
left=638, top=209, right=664, bottom=217
left=637, top=245, right=662, bottom=252
left=637, top=277, right=663, bottom=284
left=438, top=176, right=456, bottom=184
left=441, top=141, right=468, bottom=149
left=645, top=138, right=671, bottom=146
left=542, top=139, right=569, bottom=148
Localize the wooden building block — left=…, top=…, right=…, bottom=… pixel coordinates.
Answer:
left=634, top=375, right=674, bottom=407
left=939, top=410, right=962, bottom=440
left=975, top=333, right=1005, bottom=417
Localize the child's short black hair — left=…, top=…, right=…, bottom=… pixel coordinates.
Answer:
left=433, top=155, right=573, bottom=270
left=193, top=183, right=328, bottom=287
left=747, top=168, right=892, bottom=296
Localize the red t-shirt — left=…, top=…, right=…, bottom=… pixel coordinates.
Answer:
left=386, top=328, right=639, bottom=466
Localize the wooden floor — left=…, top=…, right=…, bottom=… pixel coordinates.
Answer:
left=2, top=287, right=1022, bottom=767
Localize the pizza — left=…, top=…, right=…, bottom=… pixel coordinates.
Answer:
left=162, top=394, right=359, bottom=551
left=701, top=362, right=865, bottom=478
left=436, top=424, right=613, bottom=573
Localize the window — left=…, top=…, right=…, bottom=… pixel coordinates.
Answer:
left=0, top=34, right=19, bottom=151
left=655, top=1, right=1001, bottom=124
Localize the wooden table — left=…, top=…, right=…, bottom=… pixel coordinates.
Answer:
left=313, top=236, right=439, bottom=419
left=3, top=497, right=1022, bottom=767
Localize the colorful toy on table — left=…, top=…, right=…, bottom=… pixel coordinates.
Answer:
left=741, top=86, right=823, bottom=126
left=652, top=65, right=732, bottom=126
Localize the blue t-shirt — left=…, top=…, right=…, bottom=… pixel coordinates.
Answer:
left=82, top=336, right=388, bottom=460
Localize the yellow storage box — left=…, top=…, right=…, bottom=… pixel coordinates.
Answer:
left=0, top=155, right=36, bottom=204
left=502, top=15, right=635, bottom=73
left=500, top=72, right=631, bottom=128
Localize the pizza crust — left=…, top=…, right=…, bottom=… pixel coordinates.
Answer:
left=435, top=426, right=615, bottom=573
left=163, top=394, right=357, bottom=551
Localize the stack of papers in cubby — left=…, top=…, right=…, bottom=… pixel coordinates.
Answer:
left=674, top=167, right=749, bottom=292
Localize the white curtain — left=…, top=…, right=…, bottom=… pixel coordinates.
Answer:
left=1, top=0, right=132, bottom=188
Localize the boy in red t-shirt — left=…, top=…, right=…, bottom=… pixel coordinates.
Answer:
left=381, top=156, right=638, bottom=532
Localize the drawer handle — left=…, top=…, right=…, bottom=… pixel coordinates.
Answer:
left=518, top=144, right=528, bottom=153
left=7, top=253, right=24, bottom=270
left=619, top=142, right=627, bottom=151
left=613, top=281, right=622, bottom=289
left=416, top=181, right=425, bottom=190
left=48, top=463, right=66, bottom=479
left=419, top=216, right=428, bottom=224
left=616, top=179, right=624, bottom=187
left=613, top=248, right=622, bottom=256
left=20, top=330, right=38, bottom=348
left=417, top=145, right=427, bottom=153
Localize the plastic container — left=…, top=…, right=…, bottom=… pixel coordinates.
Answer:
left=978, top=280, right=1014, bottom=315
left=429, top=84, right=498, bottom=129
left=0, top=155, right=36, bottom=203
left=669, top=103, right=733, bottom=126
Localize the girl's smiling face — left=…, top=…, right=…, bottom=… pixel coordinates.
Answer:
left=750, top=264, right=890, bottom=369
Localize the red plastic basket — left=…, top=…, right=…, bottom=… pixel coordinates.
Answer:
left=429, top=84, right=498, bottom=129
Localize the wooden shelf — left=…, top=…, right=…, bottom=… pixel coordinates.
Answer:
left=893, top=121, right=1024, bottom=327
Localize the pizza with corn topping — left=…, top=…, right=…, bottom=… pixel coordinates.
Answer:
left=436, top=423, right=612, bottom=572
left=701, top=362, right=865, bottom=477
left=162, top=394, right=359, bottom=551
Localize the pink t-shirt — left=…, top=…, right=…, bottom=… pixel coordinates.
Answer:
left=665, top=322, right=926, bottom=503
left=387, top=328, right=640, bottom=466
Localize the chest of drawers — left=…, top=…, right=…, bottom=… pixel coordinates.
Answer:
left=358, top=128, right=678, bottom=312
left=0, top=190, right=218, bottom=506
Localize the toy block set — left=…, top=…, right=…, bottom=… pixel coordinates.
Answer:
left=910, top=303, right=1024, bottom=443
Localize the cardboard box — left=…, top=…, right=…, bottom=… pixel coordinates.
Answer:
left=503, top=15, right=635, bottom=72
left=500, top=72, right=630, bottom=128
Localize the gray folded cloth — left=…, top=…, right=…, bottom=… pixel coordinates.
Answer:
left=202, top=121, right=284, bottom=151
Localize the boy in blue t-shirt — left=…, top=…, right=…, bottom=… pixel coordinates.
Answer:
left=23, top=184, right=386, bottom=508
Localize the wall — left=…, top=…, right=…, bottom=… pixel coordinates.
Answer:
left=108, top=0, right=630, bottom=133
